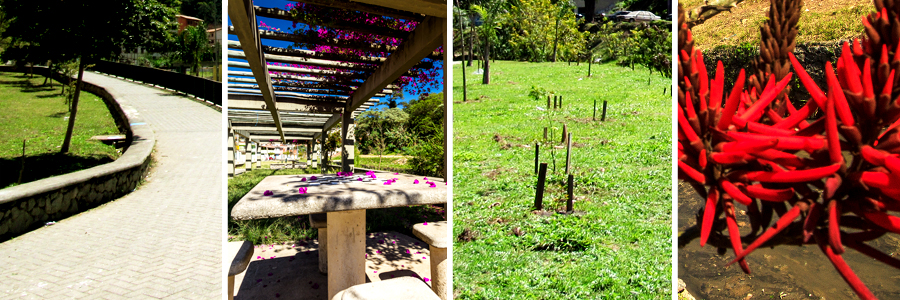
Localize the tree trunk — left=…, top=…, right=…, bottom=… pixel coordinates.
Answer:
left=468, top=26, right=474, bottom=67
left=482, top=39, right=491, bottom=84
left=44, top=61, right=53, bottom=87
left=552, top=16, right=560, bottom=62
left=60, top=58, right=85, bottom=154
left=586, top=0, right=596, bottom=23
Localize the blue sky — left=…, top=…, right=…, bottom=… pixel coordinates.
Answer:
left=227, top=0, right=444, bottom=111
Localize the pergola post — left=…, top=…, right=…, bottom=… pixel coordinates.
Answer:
left=307, top=140, right=312, bottom=169
left=227, top=121, right=235, bottom=177
left=243, top=138, right=251, bottom=173
left=442, top=19, right=448, bottom=181
left=313, top=139, right=320, bottom=169
left=320, top=129, right=327, bottom=169
left=341, top=112, right=355, bottom=173
left=251, top=142, right=259, bottom=169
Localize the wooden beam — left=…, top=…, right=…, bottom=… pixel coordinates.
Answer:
left=229, top=98, right=344, bottom=114
left=254, top=6, right=410, bottom=39
left=234, top=126, right=321, bottom=133
left=347, top=16, right=444, bottom=112
left=228, top=61, right=367, bottom=80
left=228, top=40, right=435, bottom=71
left=229, top=0, right=284, bottom=141
left=229, top=27, right=442, bottom=60
left=251, top=135, right=312, bottom=141
left=289, top=0, right=425, bottom=21
left=350, top=0, right=445, bottom=17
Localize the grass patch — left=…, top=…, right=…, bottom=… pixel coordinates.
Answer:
left=682, top=0, right=871, bottom=50
left=453, top=61, right=671, bottom=299
left=228, top=166, right=446, bottom=245
left=0, top=72, right=120, bottom=189
left=356, top=154, right=415, bottom=174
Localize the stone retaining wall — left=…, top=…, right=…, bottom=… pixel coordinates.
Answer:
left=0, top=66, right=154, bottom=241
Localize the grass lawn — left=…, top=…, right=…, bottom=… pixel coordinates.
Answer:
left=228, top=166, right=446, bottom=245
left=453, top=61, right=671, bottom=299
left=682, top=0, right=870, bottom=50
left=0, top=72, right=120, bottom=189
left=356, top=153, right=415, bottom=174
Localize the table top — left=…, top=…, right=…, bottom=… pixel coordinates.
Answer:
left=231, top=172, right=447, bottom=220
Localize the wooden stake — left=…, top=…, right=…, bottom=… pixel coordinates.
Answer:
left=601, top=100, right=608, bottom=122
left=561, top=124, right=568, bottom=144
left=535, top=163, right=548, bottom=210
left=565, top=133, right=572, bottom=174
left=547, top=95, right=551, bottom=109
left=566, top=174, right=574, bottom=212
left=593, top=99, right=597, bottom=121
left=559, top=95, right=563, bottom=109
left=535, top=143, right=540, bottom=174
left=543, top=127, right=548, bottom=141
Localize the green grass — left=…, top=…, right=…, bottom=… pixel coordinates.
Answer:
left=356, top=154, right=415, bottom=174
left=0, top=72, right=120, bottom=189
left=228, top=166, right=446, bottom=245
left=453, top=61, right=671, bottom=299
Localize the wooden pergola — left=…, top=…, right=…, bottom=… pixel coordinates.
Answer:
left=226, top=0, right=447, bottom=176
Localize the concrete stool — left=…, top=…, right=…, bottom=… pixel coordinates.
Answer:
left=412, top=221, right=448, bottom=300
left=227, top=241, right=254, bottom=300
left=310, top=213, right=328, bottom=274
left=331, top=277, right=440, bottom=300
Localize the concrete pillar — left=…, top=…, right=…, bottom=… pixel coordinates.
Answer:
left=431, top=246, right=448, bottom=300
left=326, top=209, right=366, bottom=299
left=306, top=140, right=312, bottom=169
left=341, top=113, right=355, bottom=174
left=243, top=138, right=250, bottom=173
left=313, top=141, right=320, bottom=168
left=227, top=121, right=235, bottom=177
left=251, top=142, right=258, bottom=169
left=320, top=130, right=327, bottom=169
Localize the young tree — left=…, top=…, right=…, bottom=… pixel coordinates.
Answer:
left=3, top=0, right=175, bottom=153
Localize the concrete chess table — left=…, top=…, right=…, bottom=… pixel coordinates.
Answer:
left=231, top=171, right=447, bottom=299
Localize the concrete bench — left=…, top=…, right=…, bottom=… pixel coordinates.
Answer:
left=412, top=221, right=448, bottom=300
left=227, top=241, right=254, bottom=300
left=331, top=277, right=440, bottom=300
left=310, top=213, right=327, bottom=274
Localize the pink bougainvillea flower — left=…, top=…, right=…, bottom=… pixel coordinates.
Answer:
left=424, top=277, right=430, bottom=282
left=406, top=249, right=410, bottom=254
left=376, top=250, right=381, bottom=254
left=374, top=271, right=377, bottom=273
left=298, top=187, right=308, bottom=194
left=424, top=177, right=428, bottom=180
left=414, top=179, right=419, bottom=184
left=256, top=256, right=262, bottom=259
left=422, top=257, right=427, bottom=259
left=263, top=190, right=274, bottom=196
left=384, top=181, right=391, bottom=185
left=357, top=177, right=363, bottom=181
left=301, top=177, right=307, bottom=182
left=393, top=172, right=399, bottom=175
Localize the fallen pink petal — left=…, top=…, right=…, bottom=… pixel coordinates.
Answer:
left=263, top=190, right=274, bottom=196
left=414, top=179, right=419, bottom=184
left=424, top=277, right=430, bottom=282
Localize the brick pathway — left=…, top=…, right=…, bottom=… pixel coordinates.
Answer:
left=0, top=72, right=222, bottom=299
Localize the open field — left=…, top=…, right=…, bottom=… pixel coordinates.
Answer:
left=682, top=0, right=871, bottom=50
left=452, top=61, right=671, bottom=299
left=0, top=72, right=119, bottom=189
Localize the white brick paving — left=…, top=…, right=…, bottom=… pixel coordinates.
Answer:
left=0, top=72, right=222, bottom=299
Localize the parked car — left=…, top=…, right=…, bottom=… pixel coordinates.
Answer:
left=602, top=11, right=631, bottom=21
left=620, top=11, right=661, bottom=22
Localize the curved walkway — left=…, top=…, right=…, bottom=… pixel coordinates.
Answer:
left=0, top=72, right=222, bottom=299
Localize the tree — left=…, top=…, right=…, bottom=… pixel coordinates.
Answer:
left=181, top=0, right=221, bottom=25
left=3, top=0, right=176, bottom=153
left=506, top=0, right=583, bottom=63
left=470, top=0, right=506, bottom=84
left=177, top=23, right=210, bottom=76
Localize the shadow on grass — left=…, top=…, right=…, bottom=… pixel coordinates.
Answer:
left=0, top=153, right=114, bottom=189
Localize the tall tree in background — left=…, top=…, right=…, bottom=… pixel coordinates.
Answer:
left=3, top=0, right=175, bottom=153
left=177, top=23, right=210, bottom=76
left=471, top=0, right=505, bottom=84
left=181, top=0, right=221, bottom=25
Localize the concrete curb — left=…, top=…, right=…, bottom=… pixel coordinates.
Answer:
left=0, top=66, right=155, bottom=239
